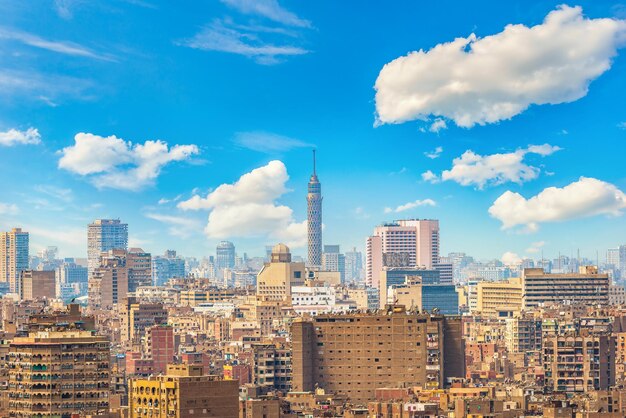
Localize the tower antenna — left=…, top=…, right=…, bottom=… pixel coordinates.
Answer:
left=313, top=149, right=316, bottom=175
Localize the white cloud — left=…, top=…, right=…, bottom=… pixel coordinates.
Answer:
left=374, top=5, right=626, bottom=127
left=221, top=0, right=311, bottom=28
left=178, top=160, right=307, bottom=247
left=421, top=170, right=440, bottom=183
left=618, top=122, right=626, bottom=130
left=429, top=119, right=447, bottom=133
left=58, top=133, right=199, bottom=191
left=489, top=177, right=626, bottom=231
left=526, top=241, right=545, bottom=254
left=145, top=213, right=203, bottom=239
left=384, top=199, right=436, bottom=214
left=0, top=27, right=114, bottom=61
left=181, top=18, right=308, bottom=65
left=501, top=251, right=522, bottom=266
left=34, top=185, right=73, bottom=202
left=437, top=144, right=561, bottom=189
left=424, top=146, right=443, bottom=159
left=0, top=128, right=41, bottom=146
left=354, top=206, right=370, bottom=220
left=234, top=131, right=312, bottom=153
left=0, top=202, right=18, bottom=215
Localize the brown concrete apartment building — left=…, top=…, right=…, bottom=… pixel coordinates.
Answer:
left=19, top=270, right=55, bottom=301
left=291, top=306, right=464, bottom=404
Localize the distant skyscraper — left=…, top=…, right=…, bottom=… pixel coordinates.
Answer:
left=152, top=250, right=185, bottom=286
left=345, top=248, right=363, bottom=283
left=365, top=219, right=440, bottom=288
left=87, top=219, right=128, bottom=276
left=216, top=241, right=236, bottom=272
left=322, top=245, right=345, bottom=283
left=0, top=228, right=29, bottom=294
left=307, top=150, right=323, bottom=267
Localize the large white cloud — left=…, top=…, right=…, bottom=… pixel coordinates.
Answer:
left=489, top=177, right=626, bottom=231
left=427, top=144, right=561, bottom=188
left=0, top=128, right=41, bottom=146
left=58, top=133, right=198, bottom=191
left=178, top=160, right=307, bottom=247
left=375, top=5, right=626, bottom=128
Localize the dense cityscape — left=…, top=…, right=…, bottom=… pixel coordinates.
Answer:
left=1, top=1, right=626, bottom=418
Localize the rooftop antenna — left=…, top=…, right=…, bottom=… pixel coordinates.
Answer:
left=312, top=149, right=316, bottom=175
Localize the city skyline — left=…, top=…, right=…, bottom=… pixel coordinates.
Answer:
left=0, top=1, right=625, bottom=262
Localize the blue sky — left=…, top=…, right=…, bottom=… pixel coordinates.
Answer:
left=0, top=0, right=625, bottom=262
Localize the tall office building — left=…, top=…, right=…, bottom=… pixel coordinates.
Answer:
left=88, top=249, right=129, bottom=310
left=344, top=247, right=363, bottom=283
left=321, top=244, right=345, bottom=283
left=127, top=247, right=152, bottom=292
left=366, top=219, right=440, bottom=288
left=0, top=228, right=29, bottom=294
left=87, top=219, right=128, bottom=276
left=216, top=241, right=235, bottom=272
left=522, top=266, right=609, bottom=309
left=307, top=150, right=323, bottom=267
left=152, top=250, right=185, bottom=286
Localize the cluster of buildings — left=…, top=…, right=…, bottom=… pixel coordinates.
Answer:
left=0, top=154, right=626, bottom=417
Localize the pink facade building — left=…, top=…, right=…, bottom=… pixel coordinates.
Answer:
left=366, top=219, right=440, bottom=288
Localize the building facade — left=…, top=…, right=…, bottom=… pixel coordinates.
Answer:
left=291, top=307, right=464, bottom=404
left=0, top=227, right=29, bottom=294
left=366, top=219, right=440, bottom=288
left=6, top=323, right=110, bottom=417
left=522, top=266, right=609, bottom=309
left=87, top=219, right=128, bottom=277
left=128, top=364, right=238, bottom=418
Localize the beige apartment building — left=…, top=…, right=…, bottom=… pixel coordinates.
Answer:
left=129, top=364, right=238, bottom=418
left=256, top=243, right=305, bottom=302
left=291, top=306, right=464, bottom=404
left=522, top=266, right=609, bottom=309
left=6, top=326, right=110, bottom=416
left=474, top=278, right=523, bottom=316
left=543, top=334, right=615, bottom=393
left=19, top=270, right=56, bottom=301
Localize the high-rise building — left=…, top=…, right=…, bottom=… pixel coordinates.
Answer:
left=128, top=364, right=239, bottom=418
left=56, top=259, right=89, bottom=298
left=321, top=244, right=345, bottom=283
left=344, top=247, right=363, bottom=283
left=0, top=227, right=29, bottom=294
left=291, top=307, right=464, bottom=404
left=88, top=249, right=129, bottom=310
left=522, top=266, right=609, bottom=309
left=307, top=150, right=323, bottom=267
left=87, top=219, right=128, bottom=276
left=127, top=247, right=152, bottom=292
left=366, top=219, right=440, bottom=288
left=216, top=241, right=235, bottom=272
left=152, top=250, right=185, bottom=286
left=120, top=296, right=168, bottom=347
left=6, top=308, right=110, bottom=416
left=19, top=270, right=55, bottom=301
left=256, top=243, right=305, bottom=302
